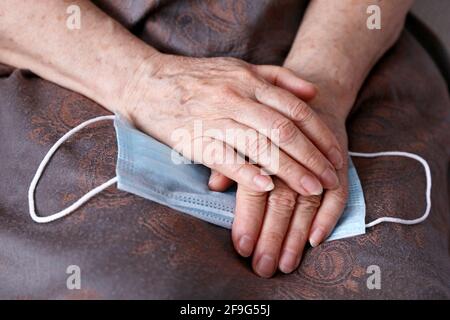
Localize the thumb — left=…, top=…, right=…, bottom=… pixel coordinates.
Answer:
left=253, top=64, right=317, bottom=101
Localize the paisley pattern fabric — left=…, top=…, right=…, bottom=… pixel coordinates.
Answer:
left=0, top=0, right=449, bottom=298
left=94, top=0, right=308, bottom=64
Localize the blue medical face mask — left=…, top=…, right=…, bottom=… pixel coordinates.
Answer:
left=28, top=115, right=432, bottom=242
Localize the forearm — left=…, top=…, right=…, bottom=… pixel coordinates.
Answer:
left=0, top=0, right=159, bottom=112
left=284, top=0, right=413, bottom=119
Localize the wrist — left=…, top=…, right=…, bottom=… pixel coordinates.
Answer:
left=283, top=59, right=356, bottom=122
left=97, top=45, right=163, bottom=116
left=310, top=81, right=354, bottom=122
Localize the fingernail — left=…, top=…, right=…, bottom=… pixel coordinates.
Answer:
left=309, top=228, right=326, bottom=247
left=255, top=254, right=276, bottom=278
left=300, top=175, right=323, bottom=195
left=253, top=175, right=274, bottom=191
left=329, top=147, right=344, bottom=170
left=238, top=235, right=254, bottom=257
left=279, top=250, right=299, bottom=274
left=321, top=167, right=339, bottom=189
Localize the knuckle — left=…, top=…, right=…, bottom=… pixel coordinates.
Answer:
left=239, top=68, right=255, bottom=82
left=278, top=160, right=297, bottom=178
left=254, top=81, right=271, bottom=99
left=218, top=84, right=236, bottom=97
left=332, top=187, right=349, bottom=205
left=291, top=101, right=313, bottom=124
left=272, top=117, right=298, bottom=144
left=303, top=148, right=324, bottom=170
left=297, top=194, right=321, bottom=213
left=268, top=188, right=297, bottom=212
left=258, top=80, right=271, bottom=91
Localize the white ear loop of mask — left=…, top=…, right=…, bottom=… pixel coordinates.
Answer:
left=28, top=115, right=117, bottom=223
left=28, top=116, right=432, bottom=228
left=348, top=151, right=431, bottom=228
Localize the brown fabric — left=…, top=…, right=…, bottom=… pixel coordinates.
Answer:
left=1, top=0, right=450, bottom=299
left=93, top=0, right=308, bottom=64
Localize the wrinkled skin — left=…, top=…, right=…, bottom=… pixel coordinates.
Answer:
left=210, top=99, right=349, bottom=277
left=122, top=54, right=342, bottom=198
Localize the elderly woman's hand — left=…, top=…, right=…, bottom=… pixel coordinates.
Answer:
left=209, top=87, right=349, bottom=278
left=120, top=53, right=343, bottom=196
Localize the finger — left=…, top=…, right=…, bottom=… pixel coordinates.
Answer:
left=205, top=118, right=323, bottom=196
left=252, top=65, right=317, bottom=101
left=208, top=170, right=234, bottom=191
left=309, top=162, right=349, bottom=247
left=278, top=194, right=321, bottom=273
left=178, top=136, right=275, bottom=193
left=232, top=184, right=267, bottom=257
left=254, top=84, right=344, bottom=170
left=233, top=102, right=339, bottom=190
left=252, top=179, right=296, bottom=278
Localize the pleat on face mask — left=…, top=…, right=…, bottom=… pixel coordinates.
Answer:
left=28, top=115, right=432, bottom=241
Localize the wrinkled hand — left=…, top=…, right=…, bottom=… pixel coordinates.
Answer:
left=209, top=109, right=349, bottom=278
left=120, top=54, right=343, bottom=196
left=307, top=112, right=348, bottom=248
